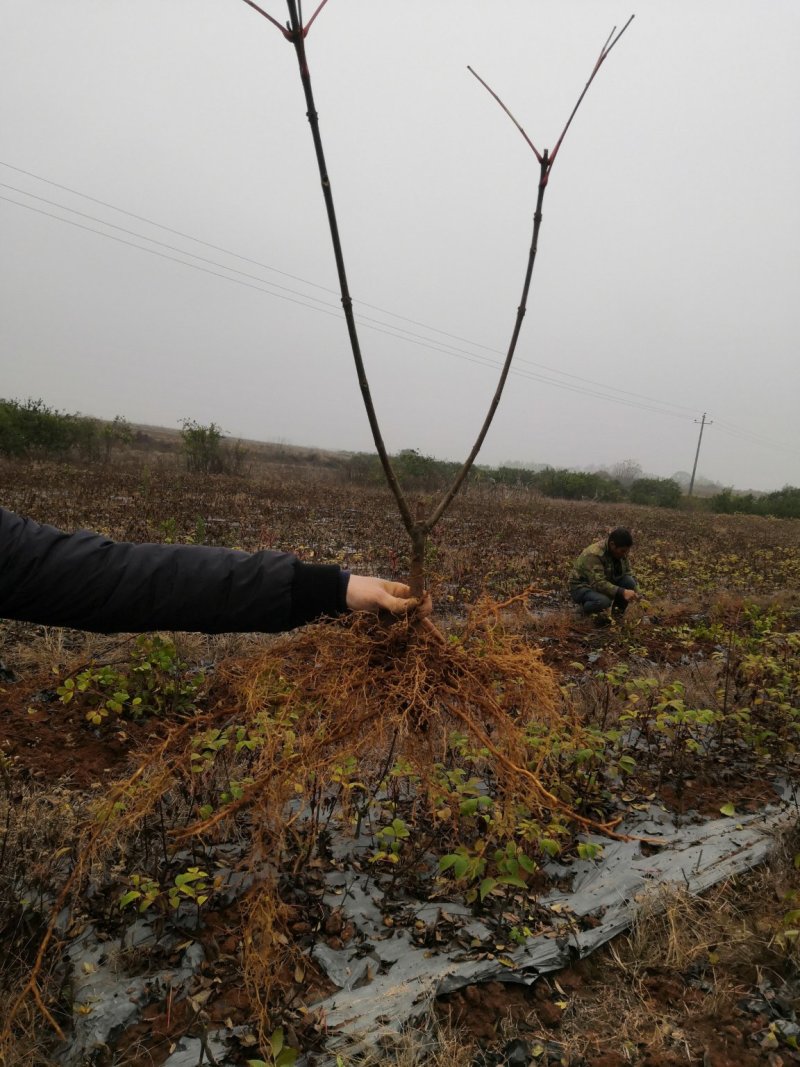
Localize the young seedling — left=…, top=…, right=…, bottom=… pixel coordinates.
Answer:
left=240, top=0, right=633, bottom=596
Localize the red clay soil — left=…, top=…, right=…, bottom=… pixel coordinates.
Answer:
left=0, top=672, right=165, bottom=788
left=437, top=958, right=799, bottom=1065
left=656, top=777, right=780, bottom=818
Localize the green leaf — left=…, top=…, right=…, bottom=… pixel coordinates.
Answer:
left=453, top=856, right=470, bottom=879
left=479, top=878, right=497, bottom=901
left=577, top=842, right=602, bottom=861
left=276, top=1048, right=297, bottom=1067
left=719, top=802, right=736, bottom=817
left=270, top=1028, right=285, bottom=1059
left=499, top=875, right=527, bottom=889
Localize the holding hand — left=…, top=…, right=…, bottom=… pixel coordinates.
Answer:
left=346, top=575, right=432, bottom=617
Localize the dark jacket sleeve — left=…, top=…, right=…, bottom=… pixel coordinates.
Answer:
left=0, top=507, right=348, bottom=634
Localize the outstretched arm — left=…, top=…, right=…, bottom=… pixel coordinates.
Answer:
left=0, top=507, right=426, bottom=634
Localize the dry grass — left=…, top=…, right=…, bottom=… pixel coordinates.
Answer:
left=0, top=775, right=89, bottom=1064
left=552, top=849, right=800, bottom=1063
left=336, top=1015, right=477, bottom=1067
left=624, top=883, right=755, bottom=974
left=0, top=621, right=121, bottom=679
left=0, top=778, right=84, bottom=932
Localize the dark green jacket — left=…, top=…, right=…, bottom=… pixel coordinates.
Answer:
left=569, top=539, right=631, bottom=598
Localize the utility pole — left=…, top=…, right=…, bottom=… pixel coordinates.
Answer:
left=688, top=412, right=713, bottom=497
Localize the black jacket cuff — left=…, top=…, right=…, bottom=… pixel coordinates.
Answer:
left=289, top=561, right=348, bottom=628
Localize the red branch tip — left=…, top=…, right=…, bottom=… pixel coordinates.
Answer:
left=303, top=0, right=330, bottom=37
left=240, top=0, right=292, bottom=38
left=469, top=15, right=633, bottom=175
left=467, top=65, right=542, bottom=163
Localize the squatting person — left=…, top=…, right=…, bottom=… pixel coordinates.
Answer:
left=0, top=506, right=428, bottom=633
left=569, top=526, right=638, bottom=621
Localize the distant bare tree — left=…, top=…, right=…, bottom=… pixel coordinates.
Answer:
left=610, top=458, right=644, bottom=489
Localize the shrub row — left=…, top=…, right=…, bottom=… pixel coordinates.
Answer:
left=711, top=485, right=800, bottom=519
left=346, top=450, right=683, bottom=507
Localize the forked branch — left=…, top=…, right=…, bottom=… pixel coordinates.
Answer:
left=241, top=1, right=633, bottom=595
left=550, top=15, right=634, bottom=165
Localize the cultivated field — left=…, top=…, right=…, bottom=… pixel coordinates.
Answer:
left=1, top=455, right=799, bottom=1067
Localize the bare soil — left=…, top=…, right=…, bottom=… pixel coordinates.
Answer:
left=2, top=458, right=799, bottom=1066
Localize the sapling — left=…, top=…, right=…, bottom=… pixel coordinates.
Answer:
left=241, top=0, right=633, bottom=597
left=0, top=11, right=638, bottom=1049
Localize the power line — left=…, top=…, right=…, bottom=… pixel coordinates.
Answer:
left=2, top=193, right=702, bottom=425
left=1, top=191, right=699, bottom=424
left=0, top=161, right=700, bottom=418
left=713, top=421, right=800, bottom=459
left=0, top=180, right=344, bottom=314
left=0, top=194, right=346, bottom=317
left=0, top=160, right=341, bottom=296
left=2, top=162, right=798, bottom=459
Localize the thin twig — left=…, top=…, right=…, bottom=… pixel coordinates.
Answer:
left=551, top=15, right=634, bottom=164
left=303, top=0, right=330, bottom=37
left=467, top=66, right=542, bottom=162
left=283, top=0, right=415, bottom=535
left=428, top=153, right=549, bottom=529
left=240, top=0, right=291, bottom=38
left=429, top=24, right=632, bottom=528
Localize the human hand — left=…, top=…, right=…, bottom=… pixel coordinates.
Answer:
left=346, top=575, right=432, bottom=617
left=621, top=588, right=638, bottom=602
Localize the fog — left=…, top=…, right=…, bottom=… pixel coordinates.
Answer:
left=2, top=0, right=798, bottom=490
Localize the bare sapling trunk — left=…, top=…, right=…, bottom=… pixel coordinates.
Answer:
left=242, top=0, right=633, bottom=602
left=408, top=502, right=427, bottom=600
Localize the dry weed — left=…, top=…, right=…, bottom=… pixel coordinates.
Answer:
left=338, top=1013, right=477, bottom=1067
left=0, top=1002, right=56, bottom=1067
left=552, top=856, right=800, bottom=1063
left=0, top=621, right=124, bottom=679
left=557, top=881, right=758, bottom=1059
left=625, top=882, right=754, bottom=973
left=554, top=965, right=667, bottom=1063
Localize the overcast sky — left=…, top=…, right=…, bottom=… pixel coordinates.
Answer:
left=2, top=1, right=799, bottom=491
